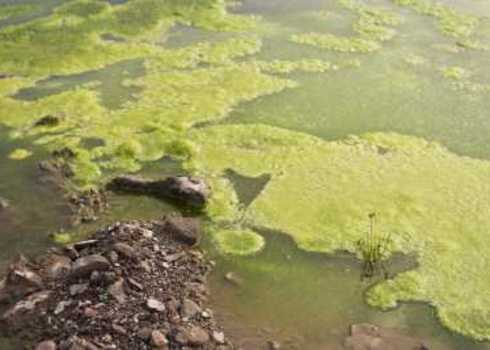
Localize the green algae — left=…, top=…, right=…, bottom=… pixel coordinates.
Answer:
left=442, top=66, right=467, bottom=80
left=392, top=0, right=479, bottom=38
left=186, top=123, right=490, bottom=340
left=213, top=228, right=265, bottom=255
left=291, top=0, right=401, bottom=53
left=8, top=148, right=32, bottom=160
left=0, top=0, right=258, bottom=77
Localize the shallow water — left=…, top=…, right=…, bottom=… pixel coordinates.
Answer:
left=1, top=0, right=490, bottom=348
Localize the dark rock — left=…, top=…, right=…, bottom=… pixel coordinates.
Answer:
left=107, top=175, right=209, bottom=209
left=34, top=115, right=61, bottom=128
left=0, top=255, right=44, bottom=303
left=1, top=290, right=51, bottom=329
left=157, top=215, right=201, bottom=246
left=344, top=323, right=429, bottom=350
left=68, top=255, right=110, bottom=281
left=151, top=330, right=169, bottom=349
left=35, top=340, right=57, bottom=350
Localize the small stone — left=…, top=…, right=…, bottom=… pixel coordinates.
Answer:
left=112, top=323, right=127, bottom=335
left=137, top=327, right=153, bottom=340
left=44, top=255, right=72, bottom=280
left=201, top=309, right=212, bottom=319
left=128, top=278, right=143, bottom=291
left=54, top=300, right=72, bottom=315
left=108, top=278, right=127, bottom=303
left=0, top=197, right=9, bottom=209
left=69, top=283, right=88, bottom=296
left=113, top=242, right=137, bottom=260
left=224, top=272, right=243, bottom=286
left=35, top=340, right=57, bottom=350
left=181, top=298, right=201, bottom=319
left=175, top=326, right=210, bottom=346
left=147, top=298, right=166, bottom=312
left=69, top=255, right=110, bottom=281
left=268, top=340, right=281, bottom=350
left=140, top=261, right=152, bottom=273
left=212, top=331, right=225, bottom=344
left=151, top=330, right=168, bottom=349
left=83, top=307, right=97, bottom=318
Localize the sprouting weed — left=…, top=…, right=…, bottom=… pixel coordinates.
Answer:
left=356, top=212, right=392, bottom=279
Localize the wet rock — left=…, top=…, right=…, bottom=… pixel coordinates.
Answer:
left=107, top=175, right=209, bottom=209
left=344, top=323, right=429, bottom=350
left=175, top=326, right=210, bottom=346
left=224, top=272, right=243, bottom=286
left=151, top=330, right=169, bottom=349
left=157, top=215, right=201, bottom=246
left=113, top=242, right=137, bottom=260
left=0, top=255, right=44, bottom=303
left=108, top=278, right=127, bottom=303
left=35, top=340, right=57, bottom=350
left=34, top=115, right=61, bottom=128
left=44, top=255, right=72, bottom=280
left=1, top=290, right=51, bottom=329
left=181, top=298, right=201, bottom=319
left=68, top=255, right=110, bottom=281
left=147, top=298, right=166, bottom=312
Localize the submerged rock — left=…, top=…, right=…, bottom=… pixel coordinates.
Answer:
left=0, top=197, right=9, bottom=210
left=34, top=115, right=61, bottom=128
left=156, top=215, right=201, bottom=246
left=344, top=323, right=429, bottom=350
left=107, top=175, right=210, bottom=209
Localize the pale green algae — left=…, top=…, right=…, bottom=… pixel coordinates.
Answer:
left=291, top=0, right=401, bottom=53
left=442, top=66, right=467, bottom=80
left=8, top=149, right=32, bottom=160
left=213, top=228, right=265, bottom=255
left=185, top=123, right=490, bottom=340
left=392, top=0, right=479, bottom=38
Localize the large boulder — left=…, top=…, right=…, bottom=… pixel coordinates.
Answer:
left=107, top=175, right=210, bottom=209
left=0, top=255, right=44, bottom=304
left=344, top=323, right=429, bottom=350
left=67, top=255, right=110, bottom=281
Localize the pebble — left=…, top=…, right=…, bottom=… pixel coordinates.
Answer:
left=35, top=340, right=57, bottom=350
left=147, top=298, right=166, bottom=312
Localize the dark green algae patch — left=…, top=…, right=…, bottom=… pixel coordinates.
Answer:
left=2, top=0, right=490, bottom=345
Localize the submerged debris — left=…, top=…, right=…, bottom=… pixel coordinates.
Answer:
left=0, top=218, right=231, bottom=349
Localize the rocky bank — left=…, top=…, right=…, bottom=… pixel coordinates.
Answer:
left=0, top=216, right=230, bottom=350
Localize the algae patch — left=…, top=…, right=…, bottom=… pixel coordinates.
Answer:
left=187, top=123, right=490, bottom=340
left=214, top=228, right=265, bottom=256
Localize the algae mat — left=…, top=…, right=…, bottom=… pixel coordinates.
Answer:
left=1, top=0, right=490, bottom=343
left=188, top=124, right=490, bottom=340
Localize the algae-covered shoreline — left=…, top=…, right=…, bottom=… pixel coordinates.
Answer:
left=2, top=0, right=490, bottom=347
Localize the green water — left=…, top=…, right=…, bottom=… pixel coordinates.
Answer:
left=1, top=0, right=490, bottom=348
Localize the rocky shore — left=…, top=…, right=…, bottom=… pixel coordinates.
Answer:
left=0, top=217, right=230, bottom=350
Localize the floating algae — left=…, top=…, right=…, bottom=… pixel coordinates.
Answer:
left=8, top=148, right=33, bottom=160
left=291, top=0, right=401, bottom=53
left=213, top=228, right=265, bottom=256
left=186, top=123, right=490, bottom=340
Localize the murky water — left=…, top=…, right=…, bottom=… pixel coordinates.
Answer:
left=1, top=0, right=490, bottom=348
